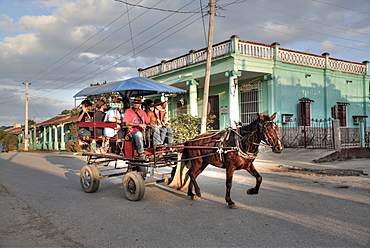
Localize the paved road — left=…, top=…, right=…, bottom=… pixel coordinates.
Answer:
left=0, top=150, right=369, bottom=247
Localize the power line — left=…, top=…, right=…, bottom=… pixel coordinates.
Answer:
left=32, top=1, right=203, bottom=98
left=114, top=0, right=201, bottom=13
left=25, top=4, right=134, bottom=84
left=126, top=1, right=138, bottom=70
left=29, top=1, right=145, bottom=88
left=312, top=0, right=370, bottom=14
left=31, top=0, right=164, bottom=92
left=224, top=14, right=370, bottom=53
left=224, top=8, right=370, bottom=46
left=240, top=0, right=370, bottom=37
left=40, top=12, right=204, bottom=98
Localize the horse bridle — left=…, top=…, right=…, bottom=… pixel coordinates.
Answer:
left=236, top=120, right=279, bottom=158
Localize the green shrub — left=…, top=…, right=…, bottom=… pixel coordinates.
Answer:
left=0, top=129, right=17, bottom=150
left=169, top=114, right=215, bottom=144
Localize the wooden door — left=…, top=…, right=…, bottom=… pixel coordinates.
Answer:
left=208, top=95, right=220, bottom=130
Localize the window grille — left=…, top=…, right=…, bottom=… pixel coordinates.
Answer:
left=240, top=81, right=262, bottom=125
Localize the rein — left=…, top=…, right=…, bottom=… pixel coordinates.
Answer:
left=232, top=120, right=278, bottom=159
left=185, top=119, right=279, bottom=161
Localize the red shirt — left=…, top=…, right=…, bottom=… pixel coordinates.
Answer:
left=123, top=108, right=149, bottom=132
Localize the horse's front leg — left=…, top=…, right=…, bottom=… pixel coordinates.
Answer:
left=225, top=167, right=236, bottom=208
left=246, top=163, right=262, bottom=195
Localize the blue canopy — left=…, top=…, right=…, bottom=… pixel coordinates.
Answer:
left=74, top=77, right=186, bottom=97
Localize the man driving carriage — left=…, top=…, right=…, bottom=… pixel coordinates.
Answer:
left=123, top=97, right=150, bottom=160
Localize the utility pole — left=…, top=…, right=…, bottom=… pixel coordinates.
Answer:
left=200, top=0, right=215, bottom=134
left=23, top=82, right=30, bottom=151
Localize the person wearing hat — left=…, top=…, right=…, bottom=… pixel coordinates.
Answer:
left=123, top=97, right=150, bottom=159
left=77, top=99, right=93, bottom=137
left=151, top=99, right=173, bottom=146
left=146, top=100, right=162, bottom=147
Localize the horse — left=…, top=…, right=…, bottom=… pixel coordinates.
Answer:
left=182, top=113, right=283, bottom=208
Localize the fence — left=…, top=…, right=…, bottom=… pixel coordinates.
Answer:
left=278, top=118, right=334, bottom=148
left=341, top=128, right=370, bottom=148
left=277, top=118, right=369, bottom=149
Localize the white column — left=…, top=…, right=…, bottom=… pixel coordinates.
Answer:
left=186, top=79, right=199, bottom=116
left=60, top=124, right=65, bottom=150
left=225, top=70, right=242, bottom=126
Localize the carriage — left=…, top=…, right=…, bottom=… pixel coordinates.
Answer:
left=75, top=77, right=283, bottom=208
left=75, top=77, right=188, bottom=201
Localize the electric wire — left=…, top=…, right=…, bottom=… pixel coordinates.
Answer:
left=126, top=1, right=138, bottom=70
left=223, top=14, right=370, bottom=53
left=30, top=0, right=148, bottom=89
left=114, top=0, right=201, bottom=13
left=39, top=12, right=204, bottom=98
left=200, top=0, right=208, bottom=45
left=312, top=0, right=370, bottom=14
left=32, top=1, right=202, bottom=97
left=224, top=7, right=370, bottom=46
left=24, top=4, right=134, bottom=84
left=2, top=1, right=369, bottom=124
left=240, top=0, right=370, bottom=36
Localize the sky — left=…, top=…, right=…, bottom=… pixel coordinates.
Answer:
left=0, top=0, right=369, bottom=127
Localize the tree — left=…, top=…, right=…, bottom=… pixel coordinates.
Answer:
left=28, top=119, right=36, bottom=126
left=60, top=109, right=73, bottom=115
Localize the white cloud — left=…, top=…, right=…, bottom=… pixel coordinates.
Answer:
left=0, top=0, right=369, bottom=126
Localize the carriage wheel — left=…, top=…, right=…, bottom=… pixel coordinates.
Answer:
left=123, top=171, right=145, bottom=201
left=80, top=165, right=100, bottom=193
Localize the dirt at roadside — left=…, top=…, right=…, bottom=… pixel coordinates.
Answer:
left=268, top=165, right=368, bottom=177
left=0, top=184, right=82, bottom=248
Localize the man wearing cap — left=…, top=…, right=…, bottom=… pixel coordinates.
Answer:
left=77, top=99, right=93, bottom=136
left=123, top=97, right=150, bottom=159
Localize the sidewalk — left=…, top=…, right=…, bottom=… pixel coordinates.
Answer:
left=255, top=148, right=370, bottom=176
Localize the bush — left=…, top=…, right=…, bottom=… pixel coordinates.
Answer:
left=169, top=114, right=215, bottom=144
left=0, top=129, right=18, bottom=151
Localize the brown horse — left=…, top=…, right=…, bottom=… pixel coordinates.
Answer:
left=182, top=113, right=283, bottom=208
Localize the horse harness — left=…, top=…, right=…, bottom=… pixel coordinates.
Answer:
left=184, top=120, right=278, bottom=162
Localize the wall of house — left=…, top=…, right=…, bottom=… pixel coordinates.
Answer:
left=273, top=61, right=368, bottom=127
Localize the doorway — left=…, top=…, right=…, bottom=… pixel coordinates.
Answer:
left=208, top=95, right=220, bottom=130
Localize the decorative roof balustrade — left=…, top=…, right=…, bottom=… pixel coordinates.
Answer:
left=238, top=41, right=273, bottom=59
left=329, top=58, right=366, bottom=74
left=279, top=49, right=325, bottom=69
left=139, top=39, right=367, bottom=77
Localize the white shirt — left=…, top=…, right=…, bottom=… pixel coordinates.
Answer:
left=103, top=108, right=122, bottom=137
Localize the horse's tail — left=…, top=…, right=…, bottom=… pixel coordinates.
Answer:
left=166, top=152, right=190, bottom=190
left=182, top=140, right=190, bottom=159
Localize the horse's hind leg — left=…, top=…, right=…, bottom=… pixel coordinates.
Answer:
left=187, top=161, right=203, bottom=200
left=246, top=163, right=262, bottom=195
left=225, top=167, right=236, bottom=208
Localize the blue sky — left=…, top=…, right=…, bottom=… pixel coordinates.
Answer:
left=0, top=0, right=369, bottom=126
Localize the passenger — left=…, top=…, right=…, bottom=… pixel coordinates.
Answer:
left=123, top=97, right=150, bottom=159
left=151, top=99, right=173, bottom=146
left=77, top=99, right=93, bottom=137
left=93, top=100, right=107, bottom=152
left=104, top=98, right=125, bottom=155
left=93, top=100, right=107, bottom=137
left=145, top=100, right=162, bottom=147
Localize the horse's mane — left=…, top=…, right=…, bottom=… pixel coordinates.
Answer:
left=239, top=114, right=271, bottom=135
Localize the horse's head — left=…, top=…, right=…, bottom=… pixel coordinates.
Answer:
left=257, top=113, right=283, bottom=153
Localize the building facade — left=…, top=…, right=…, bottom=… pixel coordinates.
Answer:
left=139, top=35, right=369, bottom=131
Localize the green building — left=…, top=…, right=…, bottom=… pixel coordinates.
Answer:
left=139, top=35, right=369, bottom=131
